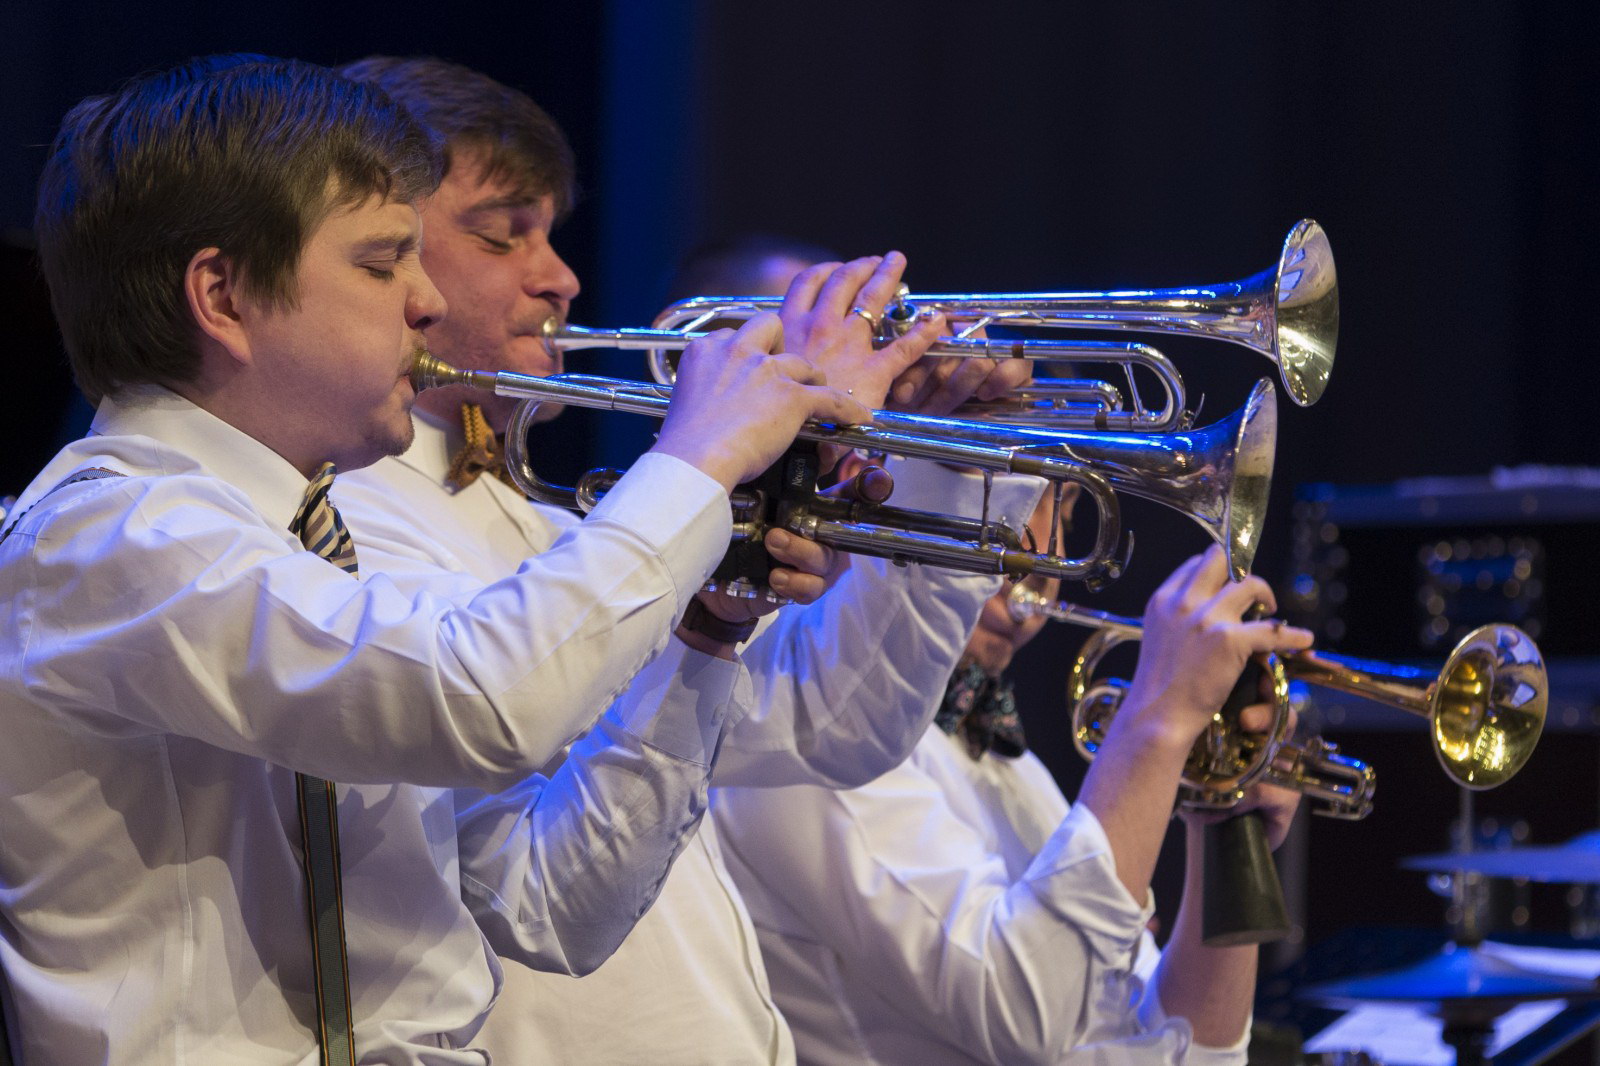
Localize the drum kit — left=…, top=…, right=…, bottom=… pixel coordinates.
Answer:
left=1285, top=834, right=1600, bottom=1066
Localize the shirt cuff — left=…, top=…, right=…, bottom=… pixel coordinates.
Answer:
left=584, top=450, right=733, bottom=610
left=1139, top=983, right=1252, bottom=1065
left=1021, top=802, right=1153, bottom=963
left=606, top=638, right=748, bottom=765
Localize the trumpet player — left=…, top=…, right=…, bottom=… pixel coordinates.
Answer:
left=713, top=470, right=1317, bottom=1066
left=330, top=56, right=1041, bottom=1065
left=0, top=56, right=877, bottom=1063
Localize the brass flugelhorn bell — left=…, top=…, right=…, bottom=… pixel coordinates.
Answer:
left=539, top=220, right=1337, bottom=431
left=409, top=353, right=1278, bottom=586
left=1007, top=585, right=1548, bottom=817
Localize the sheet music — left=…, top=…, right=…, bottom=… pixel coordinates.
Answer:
left=1475, top=942, right=1600, bottom=979
left=1305, top=1001, right=1565, bottom=1066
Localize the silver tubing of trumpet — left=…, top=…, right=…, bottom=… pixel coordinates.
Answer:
left=868, top=219, right=1338, bottom=408
left=410, top=352, right=1118, bottom=584
left=884, top=377, right=1277, bottom=580
left=408, top=352, right=1274, bottom=584
left=543, top=318, right=1189, bottom=432
left=648, top=219, right=1337, bottom=416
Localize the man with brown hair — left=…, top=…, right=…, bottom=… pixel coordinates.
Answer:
left=335, top=56, right=1045, bottom=1063
left=0, top=55, right=867, bottom=1063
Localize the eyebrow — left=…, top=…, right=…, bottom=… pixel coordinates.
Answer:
left=351, top=232, right=420, bottom=257
left=460, top=193, right=543, bottom=220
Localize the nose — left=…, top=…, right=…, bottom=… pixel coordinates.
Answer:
left=409, top=267, right=449, bottom=330
left=524, top=241, right=581, bottom=305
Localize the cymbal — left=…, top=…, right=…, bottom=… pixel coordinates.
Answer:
left=1302, top=944, right=1600, bottom=1011
left=1403, top=831, right=1600, bottom=884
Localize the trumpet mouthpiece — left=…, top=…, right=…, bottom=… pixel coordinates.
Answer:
left=408, top=350, right=463, bottom=391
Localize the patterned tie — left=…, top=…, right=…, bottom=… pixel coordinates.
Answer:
left=446, top=402, right=518, bottom=492
left=934, top=661, right=1028, bottom=760
left=289, top=462, right=357, bottom=1065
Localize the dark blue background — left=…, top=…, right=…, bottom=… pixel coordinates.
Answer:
left=5, top=0, right=1598, bottom=962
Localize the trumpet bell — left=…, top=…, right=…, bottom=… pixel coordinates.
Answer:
left=1431, top=624, right=1547, bottom=789
left=1273, top=220, right=1339, bottom=407
left=907, top=377, right=1277, bottom=581
left=1207, top=375, right=1275, bottom=581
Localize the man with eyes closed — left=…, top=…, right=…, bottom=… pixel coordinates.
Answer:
left=332, top=56, right=1042, bottom=1064
left=1, top=54, right=875, bottom=1064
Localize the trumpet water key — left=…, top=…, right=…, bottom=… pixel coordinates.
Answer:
left=409, top=354, right=1279, bottom=591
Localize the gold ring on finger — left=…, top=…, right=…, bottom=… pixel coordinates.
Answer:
left=848, top=305, right=881, bottom=332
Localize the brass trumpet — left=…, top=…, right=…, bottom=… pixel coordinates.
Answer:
left=537, top=220, right=1337, bottom=431
left=1007, top=585, right=1548, bottom=817
left=409, top=354, right=1279, bottom=586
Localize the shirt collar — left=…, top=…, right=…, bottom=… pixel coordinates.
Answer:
left=90, top=386, right=314, bottom=529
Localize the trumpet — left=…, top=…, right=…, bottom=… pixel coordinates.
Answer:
left=409, top=354, right=1279, bottom=587
left=536, top=220, right=1337, bottom=431
left=1007, top=585, right=1548, bottom=818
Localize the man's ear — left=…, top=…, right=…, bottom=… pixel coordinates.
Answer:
left=184, top=247, right=253, bottom=368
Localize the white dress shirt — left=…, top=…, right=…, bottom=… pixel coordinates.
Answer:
left=712, top=726, right=1251, bottom=1066
left=0, top=388, right=752, bottom=1064
left=332, top=412, right=1046, bottom=1065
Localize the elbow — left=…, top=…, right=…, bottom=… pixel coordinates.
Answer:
left=554, top=912, right=640, bottom=978
left=565, top=940, right=619, bottom=978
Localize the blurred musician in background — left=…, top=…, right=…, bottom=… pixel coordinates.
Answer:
left=684, top=242, right=1315, bottom=1065
left=714, top=465, right=1313, bottom=1066
left=335, top=57, right=1040, bottom=1064
left=0, top=56, right=871, bottom=1062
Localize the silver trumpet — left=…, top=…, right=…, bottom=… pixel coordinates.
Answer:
left=409, top=354, right=1279, bottom=586
left=536, top=220, right=1337, bottom=431
left=1008, top=585, right=1548, bottom=818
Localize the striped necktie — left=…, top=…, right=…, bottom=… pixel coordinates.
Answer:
left=289, top=462, right=357, bottom=1065
left=291, top=463, right=359, bottom=574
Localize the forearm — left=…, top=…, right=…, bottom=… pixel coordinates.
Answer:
left=458, top=645, right=746, bottom=974
left=719, top=556, right=995, bottom=786
left=297, top=452, right=734, bottom=787
left=1074, top=708, right=1193, bottom=905
left=1152, top=822, right=1257, bottom=1051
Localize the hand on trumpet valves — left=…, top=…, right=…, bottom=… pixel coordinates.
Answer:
left=1177, top=681, right=1304, bottom=852
left=775, top=253, right=948, bottom=410
left=886, top=314, right=1035, bottom=417
left=653, top=312, right=871, bottom=494
left=693, top=463, right=896, bottom=629
left=1115, top=544, right=1315, bottom=755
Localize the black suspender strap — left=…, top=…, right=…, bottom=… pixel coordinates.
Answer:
left=296, top=775, right=356, bottom=1065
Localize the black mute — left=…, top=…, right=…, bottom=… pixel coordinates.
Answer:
left=1200, top=658, right=1291, bottom=947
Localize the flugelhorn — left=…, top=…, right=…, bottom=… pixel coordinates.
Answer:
left=1008, top=585, right=1548, bottom=817
left=537, top=220, right=1336, bottom=431
left=409, top=353, right=1278, bottom=585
